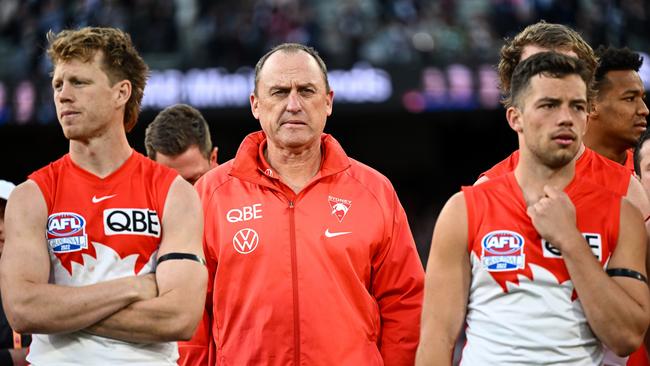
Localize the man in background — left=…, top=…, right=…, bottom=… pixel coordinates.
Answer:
left=145, top=103, right=218, bottom=185
left=584, top=46, right=649, bottom=173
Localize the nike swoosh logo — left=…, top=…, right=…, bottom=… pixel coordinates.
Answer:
left=92, top=194, right=117, bottom=203
left=325, top=229, right=352, bottom=238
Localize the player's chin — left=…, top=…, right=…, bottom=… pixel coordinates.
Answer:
left=631, top=131, right=645, bottom=142
left=61, top=127, right=83, bottom=141
left=542, top=148, right=576, bottom=169
left=552, top=154, right=575, bottom=168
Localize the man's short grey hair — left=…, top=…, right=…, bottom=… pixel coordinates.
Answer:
left=253, top=43, right=330, bottom=95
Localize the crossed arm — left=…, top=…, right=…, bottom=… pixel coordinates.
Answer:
left=84, top=177, right=207, bottom=342
left=0, top=177, right=207, bottom=343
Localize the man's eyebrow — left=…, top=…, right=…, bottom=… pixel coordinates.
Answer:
left=535, top=97, right=560, bottom=104
left=570, top=97, right=587, bottom=104
left=622, top=88, right=644, bottom=96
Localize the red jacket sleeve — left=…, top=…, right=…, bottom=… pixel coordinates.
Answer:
left=193, top=175, right=218, bottom=365
left=372, top=191, right=425, bottom=366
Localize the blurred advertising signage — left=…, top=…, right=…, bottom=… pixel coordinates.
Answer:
left=402, top=64, right=501, bottom=113
left=9, top=52, right=649, bottom=125
left=0, top=80, right=38, bottom=126
left=141, top=62, right=504, bottom=113
left=141, top=63, right=392, bottom=109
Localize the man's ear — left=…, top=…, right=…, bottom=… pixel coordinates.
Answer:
left=209, top=147, right=218, bottom=168
left=589, top=104, right=600, bottom=120
left=506, top=106, right=523, bottom=133
left=325, top=90, right=334, bottom=116
left=115, top=80, right=131, bottom=108
left=250, top=93, right=259, bottom=120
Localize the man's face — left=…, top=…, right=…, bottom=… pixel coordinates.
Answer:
left=250, top=50, right=333, bottom=150
left=52, top=51, right=127, bottom=140
left=638, top=140, right=650, bottom=197
left=155, top=145, right=217, bottom=185
left=590, top=70, right=648, bottom=148
left=510, top=74, right=588, bottom=168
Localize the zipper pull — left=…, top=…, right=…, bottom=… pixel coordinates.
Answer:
left=288, top=200, right=294, bottom=208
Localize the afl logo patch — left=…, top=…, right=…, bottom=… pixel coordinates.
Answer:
left=46, top=212, right=88, bottom=253
left=481, top=230, right=525, bottom=272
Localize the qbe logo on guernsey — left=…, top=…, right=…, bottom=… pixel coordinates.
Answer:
left=542, top=233, right=602, bottom=260
left=103, top=208, right=161, bottom=237
left=481, top=230, right=526, bottom=272
left=233, top=228, right=259, bottom=254
left=47, top=212, right=88, bottom=253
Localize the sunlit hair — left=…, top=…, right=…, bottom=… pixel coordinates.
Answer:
left=510, top=52, right=593, bottom=109
left=253, top=43, right=330, bottom=95
left=145, top=104, right=213, bottom=160
left=499, top=21, right=596, bottom=107
left=47, top=27, right=148, bottom=132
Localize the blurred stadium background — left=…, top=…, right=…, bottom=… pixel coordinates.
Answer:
left=0, top=0, right=649, bottom=261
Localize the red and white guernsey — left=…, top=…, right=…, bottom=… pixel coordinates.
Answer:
left=27, top=151, right=178, bottom=365
left=460, top=173, right=621, bottom=365
left=479, top=147, right=631, bottom=196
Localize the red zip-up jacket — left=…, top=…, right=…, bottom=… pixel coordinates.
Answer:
left=195, top=131, right=424, bottom=366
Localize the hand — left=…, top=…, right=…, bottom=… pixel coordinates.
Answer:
left=134, top=273, right=158, bottom=302
left=526, top=185, right=581, bottom=251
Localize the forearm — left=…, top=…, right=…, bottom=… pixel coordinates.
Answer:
left=4, top=276, right=145, bottom=334
left=562, top=236, right=648, bottom=353
left=86, top=292, right=199, bottom=343
left=86, top=266, right=206, bottom=343
left=415, top=330, right=455, bottom=366
left=415, top=192, right=469, bottom=366
left=415, top=276, right=465, bottom=366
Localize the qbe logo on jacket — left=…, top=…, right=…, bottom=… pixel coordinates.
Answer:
left=47, top=212, right=88, bottom=253
left=103, top=208, right=161, bottom=237
left=481, top=230, right=525, bottom=272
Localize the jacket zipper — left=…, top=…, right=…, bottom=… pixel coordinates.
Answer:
left=288, top=199, right=300, bottom=365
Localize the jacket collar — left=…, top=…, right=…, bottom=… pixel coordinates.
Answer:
left=229, top=131, right=351, bottom=187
